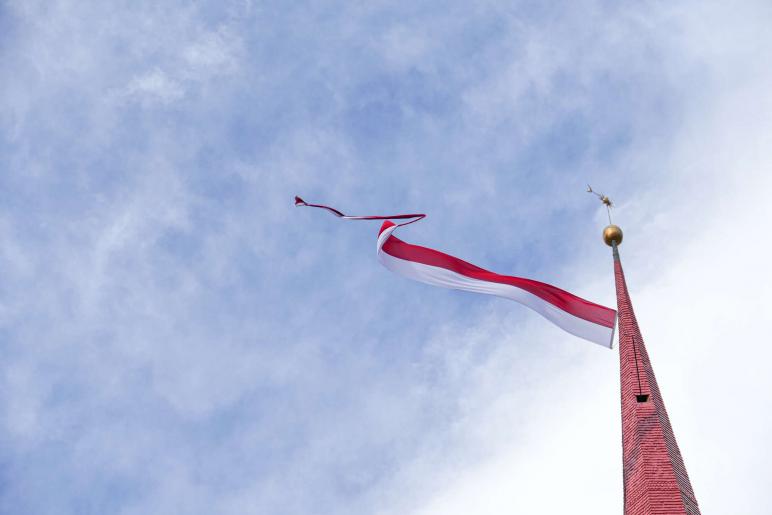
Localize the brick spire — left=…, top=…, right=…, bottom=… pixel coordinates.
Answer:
left=613, top=242, right=700, bottom=514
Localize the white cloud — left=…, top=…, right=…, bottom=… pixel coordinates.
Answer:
left=123, top=68, right=185, bottom=104
left=183, top=28, right=242, bottom=74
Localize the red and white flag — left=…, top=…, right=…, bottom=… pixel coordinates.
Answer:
left=296, top=197, right=616, bottom=348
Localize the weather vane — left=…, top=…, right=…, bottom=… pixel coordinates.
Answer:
left=587, top=184, right=614, bottom=224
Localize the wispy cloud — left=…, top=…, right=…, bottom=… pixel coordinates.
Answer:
left=121, top=69, right=185, bottom=104
left=1, top=1, right=770, bottom=514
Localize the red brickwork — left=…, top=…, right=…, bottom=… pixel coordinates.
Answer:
left=614, top=246, right=700, bottom=515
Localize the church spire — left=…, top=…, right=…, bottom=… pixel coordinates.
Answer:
left=589, top=187, right=700, bottom=513
left=608, top=229, right=701, bottom=514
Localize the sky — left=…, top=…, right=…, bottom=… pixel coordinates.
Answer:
left=1, top=1, right=771, bottom=514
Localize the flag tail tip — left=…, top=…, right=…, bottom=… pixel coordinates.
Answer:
left=294, top=196, right=306, bottom=206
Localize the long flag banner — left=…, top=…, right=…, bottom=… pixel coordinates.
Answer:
left=295, top=196, right=616, bottom=348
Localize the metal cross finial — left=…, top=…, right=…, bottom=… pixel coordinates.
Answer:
left=587, top=184, right=614, bottom=224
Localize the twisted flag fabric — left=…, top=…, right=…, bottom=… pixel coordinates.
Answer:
left=296, top=197, right=616, bottom=348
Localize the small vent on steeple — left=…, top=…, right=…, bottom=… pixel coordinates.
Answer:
left=636, top=394, right=650, bottom=403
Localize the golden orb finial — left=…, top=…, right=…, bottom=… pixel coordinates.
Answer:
left=603, top=224, right=623, bottom=246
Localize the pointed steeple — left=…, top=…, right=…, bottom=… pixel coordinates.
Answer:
left=610, top=234, right=701, bottom=514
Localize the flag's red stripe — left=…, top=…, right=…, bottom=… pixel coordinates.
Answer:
left=380, top=225, right=615, bottom=328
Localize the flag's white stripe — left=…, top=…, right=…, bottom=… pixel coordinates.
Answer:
left=377, top=227, right=615, bottom=348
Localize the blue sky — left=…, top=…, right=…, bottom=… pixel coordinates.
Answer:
left=2, top=1, right=771, bottom=513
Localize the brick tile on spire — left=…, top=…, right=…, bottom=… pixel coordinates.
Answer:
left=613, top=244, right=700, bottom=514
